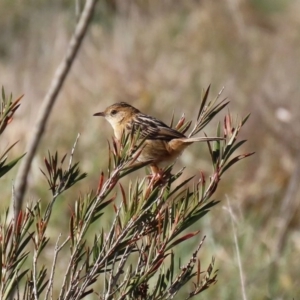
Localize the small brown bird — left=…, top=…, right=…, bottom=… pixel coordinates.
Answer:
left=94, top=102, right=221, bottom=177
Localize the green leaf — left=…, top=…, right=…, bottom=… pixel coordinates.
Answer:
left=221, top=140, right=247, bottom=166
left=16, top=233, right=34, bottom=257
left=220, top=152, right=255, bottom=176
left=0, top=141, right=19, bottom=161
left=197, top=85, right=211, bottom=121
left=242, top=113, right=251, bottom=126
left=166, top=231, right=200, bottom=251
left=0, top=153, right=25, bottom=178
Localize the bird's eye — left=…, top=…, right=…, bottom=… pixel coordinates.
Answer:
left=111, top=110, right=117, bottom=116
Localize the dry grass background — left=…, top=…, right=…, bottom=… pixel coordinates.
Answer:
left=1, top=0, right=300, bottom=299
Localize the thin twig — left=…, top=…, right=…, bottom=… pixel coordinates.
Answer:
left=225, top=197, right=247, bottom=300
left=58, top=166, right=123, bottom=300
left=66, top=198, right=125, bottom=299
left=68, top=133, right=81, bottom=170
left=110, top=245, right=132, bottom=292
left=12, top=0, right=98, bottom=221
left=33, top=250, right=39, bottom=300
left=44, top=234, right=62, bottom=300
left=168, top=236, right=207, bottom=299
left=188, top=86, right=225, bottom=137
left=43, top=194, right=59, bottom=224
left=57, top=237, right=70, bottom=252
left=69, top=201, right=125, bottom=300
left=202, top=171, right=219, bottom=201
left=105, top=252, right=118, bottom=299
left=74, top=197, right=161, bottom=300
left=11, top=182, right=15, bottom=221
left=104, top=245, right=133, bottom=299
left=7, top=183, right=17, bottom=300
left=43, top=134, right=81, bottom=223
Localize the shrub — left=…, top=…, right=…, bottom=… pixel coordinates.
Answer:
left=0, top=86, right=253, bottom=299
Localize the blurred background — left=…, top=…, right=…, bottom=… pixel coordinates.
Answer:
left=1, top=0, right=300, bottom=299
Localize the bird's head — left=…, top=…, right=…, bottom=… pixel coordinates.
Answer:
left=93, top=102, right=140, bottom=128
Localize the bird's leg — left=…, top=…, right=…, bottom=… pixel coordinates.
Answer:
left=150, top=164, right=162, bottom=179
left=147, top=164, right=167, bottom=187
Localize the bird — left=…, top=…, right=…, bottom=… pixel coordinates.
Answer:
left=94, top=102, right=222, bottom=178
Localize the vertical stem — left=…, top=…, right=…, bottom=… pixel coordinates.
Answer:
left=11, top=0, right=98, bottom=221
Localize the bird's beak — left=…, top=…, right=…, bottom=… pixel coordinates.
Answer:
left=93, top=112, right=105, bottom=117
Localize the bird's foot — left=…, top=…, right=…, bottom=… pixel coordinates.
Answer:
left=147, top=166, right=172, bottom=187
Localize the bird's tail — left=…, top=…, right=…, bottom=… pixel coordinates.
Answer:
left=181, top=136, right=224, bottom=143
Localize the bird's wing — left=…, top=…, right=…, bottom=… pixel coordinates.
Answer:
left=130, top=114, right=186, bottom=141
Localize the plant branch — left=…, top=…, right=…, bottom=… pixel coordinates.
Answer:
left=32, top=250, right=39, bottom=300
left=44, top=234, right=62, bottom=300
left=12, top=0, right=98, bottom=221
left=225, top=197, right=247, bottom=300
